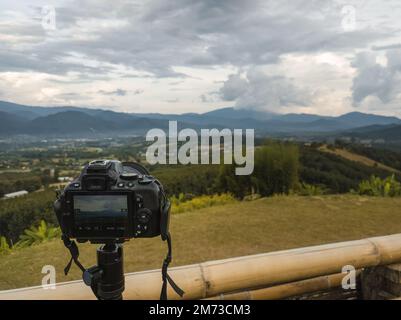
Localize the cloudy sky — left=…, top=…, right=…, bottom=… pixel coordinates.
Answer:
left=1, top=0, right=401, bottom=116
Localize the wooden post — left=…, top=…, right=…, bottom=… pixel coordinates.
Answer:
left=361, top=263, right=401, bottom=299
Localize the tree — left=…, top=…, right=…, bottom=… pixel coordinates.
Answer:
left=216, top=142, right=300, bottom=198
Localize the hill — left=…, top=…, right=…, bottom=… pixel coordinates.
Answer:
left=0, top=101, right=109, bottom=120
left=0, top=101, right=401, bottom=137
left=28, top=111, right=118, bottom=134
left=1, top=100, right=401, bottom=137
left=202, top=107, right=276, bottom=120
left=1, top=195, right=401, bottom=290
left=0, top=111, right=27, bottom=134
left=346, top=124, right=401, bottom=141
left=318, top=145, right=400, bottom=174
left=338, top=112, right=401, bottom=127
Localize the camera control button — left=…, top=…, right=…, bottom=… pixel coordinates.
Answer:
left=137, top=208, right=152, bottom=223
left=137, top=224, right=148, bottom=232
left=128, top=182, right=134, bottom=188
left=136, top=195, right=144, bottom=208
left=117, top=183, right=125, bottom=188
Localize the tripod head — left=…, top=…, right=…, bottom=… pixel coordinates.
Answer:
left=83, top=242, right=125, bottom=300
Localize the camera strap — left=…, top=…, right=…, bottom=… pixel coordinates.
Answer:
left=62, top=234, right=86, bottom=275
left=160, top=231, right=185, bottom=300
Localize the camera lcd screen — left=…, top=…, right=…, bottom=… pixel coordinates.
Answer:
left=73, top=195, right=128, bottom=219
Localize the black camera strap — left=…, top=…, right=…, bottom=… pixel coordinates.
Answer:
left=160, top=231, right=185, bottom=300
left=62, top=235, right=86, bottom=275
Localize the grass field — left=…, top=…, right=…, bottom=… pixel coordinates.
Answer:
left=1, top=195, right=401, bottom=290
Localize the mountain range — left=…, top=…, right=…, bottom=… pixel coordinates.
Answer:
left=0, top=100, right=401, bottom=139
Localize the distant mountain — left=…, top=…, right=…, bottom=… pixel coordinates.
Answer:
left=1, top=100, right=401, bottom=137
left=0, top=101, right=109, bottom=120
left=337, top=112, right=401, bottom=127
left=202, top=107, right=276, bottom=120
left=0, top=101, right=43, bottom=120
left=346, top=124, right=401, bottom=141
left=0, top=111, right=28, bottom=134
left=0, top=109, right=189, bottom=136
left=273, top=113, right=331, bottom=123
left=28, top=111, right=118, bottom=134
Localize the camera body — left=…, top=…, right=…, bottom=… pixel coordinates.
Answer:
left=54, top=160, right=170, bottom=243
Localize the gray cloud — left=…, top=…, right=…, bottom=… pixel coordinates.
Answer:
left=1, top=0, right=401, bottom=115
left=352, top=50, right=401, bottom=105
left=0, top=0, right=387, bottom=78
left=54, top=92, right=92, bottom=100
left=98, top=89, right=127, bottom=96
left=98, top=88, right=143, bottom=96
left=219, top=68, right=312, bottom=112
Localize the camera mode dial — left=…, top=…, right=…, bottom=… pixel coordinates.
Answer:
left=120, top=173, right=139, bottom=180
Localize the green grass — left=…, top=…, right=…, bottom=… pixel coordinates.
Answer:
left=2, top=195, right=401, bottom=290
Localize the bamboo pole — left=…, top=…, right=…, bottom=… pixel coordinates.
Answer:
left=205, top=272, right=360, bottom=300
left=1, top=233, right=401, bottom=300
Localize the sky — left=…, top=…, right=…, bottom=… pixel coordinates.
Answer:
left=1, top=0, right=401, bottom=116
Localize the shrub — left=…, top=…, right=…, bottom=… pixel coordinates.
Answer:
left=298, top=183, right=325, bottom=196
left=0, top=236, right=11, bottom=255
left=357, top=175, right=401, bottom=197
left=15, top=220, right=61, bottom=248
left=171, top=193, right=237, bottom=214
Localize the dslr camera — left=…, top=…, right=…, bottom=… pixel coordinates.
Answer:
left=54, top=160, right=170, bottom=243
left=54, top=160, right=182, bottom=300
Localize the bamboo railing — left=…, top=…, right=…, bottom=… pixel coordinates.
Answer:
left=1, top=233, right=401, bottom=300
left=204, top=272, right=359, bottom=300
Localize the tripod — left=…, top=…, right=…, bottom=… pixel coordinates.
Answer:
left=61, top=233, right=184, bottom=300
left=83, top=242, right=125, bottom=300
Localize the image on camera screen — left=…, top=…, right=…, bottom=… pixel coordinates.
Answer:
left=73, top=195, right=128, bottom=219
